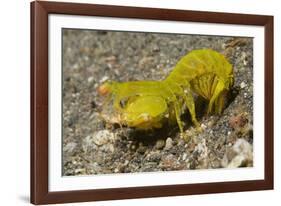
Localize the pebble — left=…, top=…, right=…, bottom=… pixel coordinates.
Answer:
left=155, top=139, right=165, bottom=149
left=94, top=83, right=99, bottom=88
left=130, top=144, right=136, bottom=150
left=229, top=113, right=248, bottom=129
left=92, top=130, right=114, bottom=146
left=201, top=123, right=207, bottom=130
left=182, top=153, right=188, bottom=161
left=83, top=56, right=89, bottom=61
left=194, top=139, right=208, bottom=161
left=146, top=151, right=161, bottom=162
left=72, top=63, right=79, bottom=70
left=222, top=138, right=253, bottom=168
left=107, top=143, right=115, bottom=153
left=63, top=142, right=77, bottom=153
left=124, top=160, right=129, bottom=166
left=99, top=76, right=109, bottom=83
left=164, top=137, right=173, bottom=150
left=105, top=55, right=117, bottom=62
left=82, top=135, right=95, bottom=153
left=152, top=45, right=160, bottom=52
left=137, top=145, right=147, bottom=154
left=87, top=76, right=94, bottom=83
left=240, top=82, right=247, bottom=89
left=75, top=168, right=86, bottom=174
left=211, top=160, right=221, bottom=168
left=160, top=154, right=178, bottom=169
left=207, top=120, right=214, bottom=127
left=138, top=57, right=154, bottom=67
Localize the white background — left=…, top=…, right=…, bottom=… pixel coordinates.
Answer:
left=0, top=0, right=279, bottom=205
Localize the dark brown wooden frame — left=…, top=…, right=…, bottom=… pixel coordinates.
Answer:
left=31, top=0, right=274, bottom=204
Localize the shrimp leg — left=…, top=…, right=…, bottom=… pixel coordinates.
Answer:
left=173, top=101, right=184, bottom=133
left=182, top=91, right=200, bottom=128
left=173, top=80, right=200, bottom=129
left=207, top=80, right=226, bottom=114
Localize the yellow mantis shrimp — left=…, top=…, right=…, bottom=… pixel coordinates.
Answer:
left=98, top=49, right=234, bottom=134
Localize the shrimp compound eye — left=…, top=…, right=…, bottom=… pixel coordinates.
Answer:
left=97, top=83, right=110, bottom=95
left=119, top=95, right=140, bottom=109
left=119, top=99, right=127, bottom=108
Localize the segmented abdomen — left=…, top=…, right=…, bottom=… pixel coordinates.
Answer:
left=165, top=49, right=233, bottom=99
left=190, top=72, right=219, bottom=100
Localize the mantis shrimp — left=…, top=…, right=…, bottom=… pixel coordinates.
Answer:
left=98, top=49, right=234, bottom=134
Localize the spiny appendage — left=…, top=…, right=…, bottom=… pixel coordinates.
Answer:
left=164, top=78, right=201, bottom=131
left=190, top=73, right=219, bottom=114
left=182, top=50, right=233, bottom=115
left=191, top=74, right=231, bottom=115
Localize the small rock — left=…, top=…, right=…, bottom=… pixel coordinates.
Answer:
left=222, top=138, right=253, bottom=168
left=160, top=154, right=178, bottom=169
left=75, top=168, right=86, bottom=174
left=99, top=76, right=109, bottom=83
left=106, top=143, right=115, bottom=153
left=211, top=159, right=221, bottom=168
left=105, top=55, right=117, bottom=63
left=155, top=139, right=165, bottom=150
left=188, top=160, right=196, bottom=169
left=63, top=142, right=77, bottom=153
left=82, top=135, right=96, bottom=152
left=201, top=123, right=207, bottom=130
left=146, top=151, right=161, bottom=162
left=194, top=139, right=208, bottom=161
left=138, top=56, right=154, bottom=67
left=83, top=56, right=89, bottom=61
left=192, top=139, right=209, bottom=168
left=94, top=83, right=99, bottom=88
left=152, top=45, right=160, bottom=52
left=89, top=162, right=102, bottom=174
left=229, top=113, right=248, bottom=130
left=92, top=130, right=114, bottom=146
left=130, top=144, right=136, bottom=151
left=182, top=153, right=188, bottom=161
left=177, top=138, right=185, bottom=146
left=141, top=162, right=159, bottom=172
left=124, top=160, right=129, bottom=166
left=72, top=63, right=79, bottom=70
left=164, top=137, right=173, bottom=150
left=87, top=76, right=94, bottom=83
left=240, top=82, right=247, bottom=89
left=207, top=120, right=215, bottom=127
left=137, top=144, right=147, bottom=154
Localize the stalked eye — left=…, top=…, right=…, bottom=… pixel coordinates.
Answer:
left=97, top=84, right=110, bottom=95
left=120, top=99, right=128, bottom=108
left=119, top=96, right=137, bottom=109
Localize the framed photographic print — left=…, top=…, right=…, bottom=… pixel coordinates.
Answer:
left=30, top=0, right=274, bottom=204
